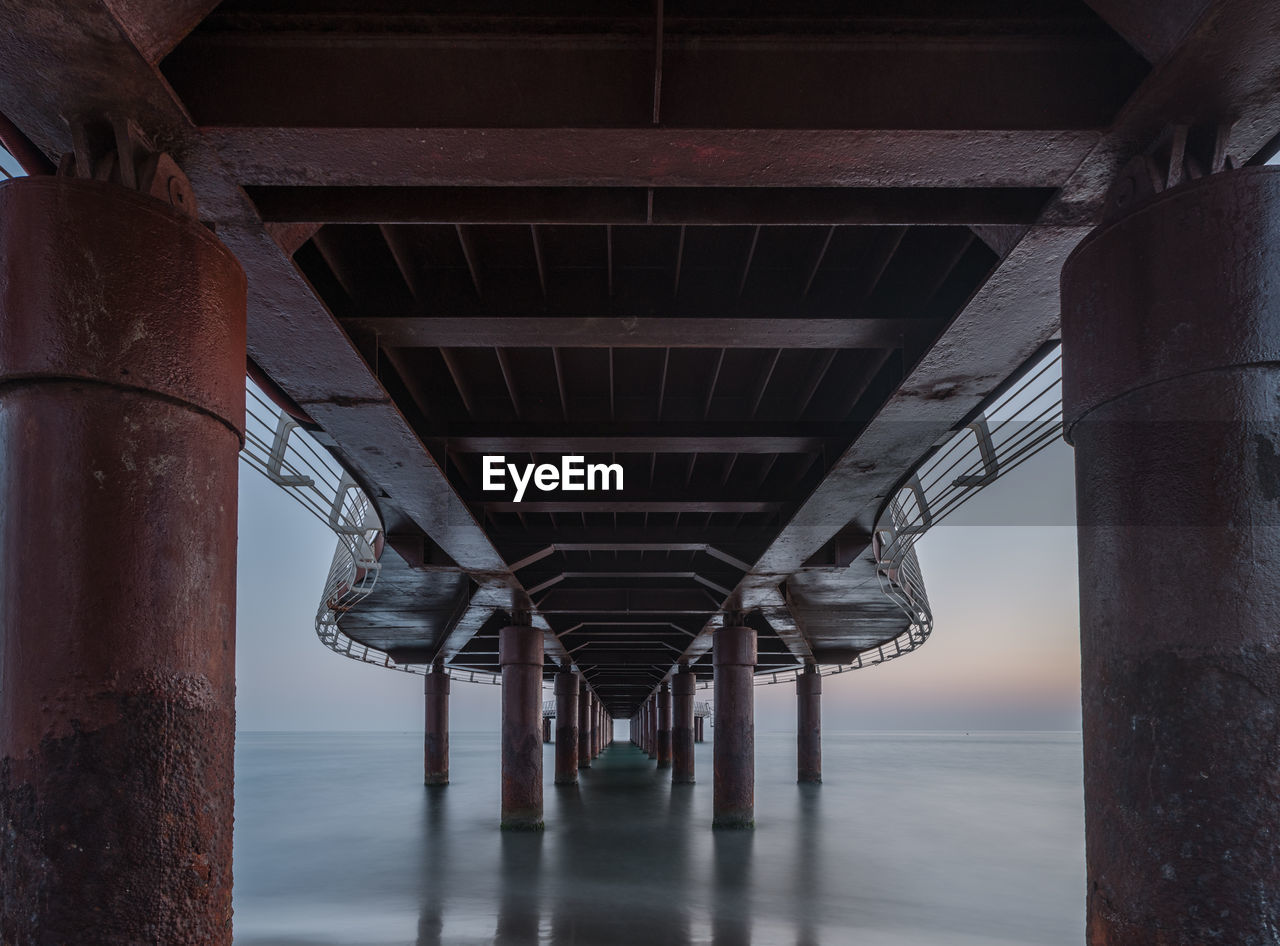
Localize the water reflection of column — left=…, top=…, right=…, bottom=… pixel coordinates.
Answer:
left=549, top=773, right=588, bottom=943
left=794, top=784, right=823, bottom=946
left=712, top=830, right=755, bottom=946
left=416, top=788, right=449, bottom=946
left=496, top=831, right=545, bottom=946
left=664, top=776, right=696, bottom=945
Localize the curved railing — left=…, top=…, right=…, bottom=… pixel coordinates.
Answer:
left=751, top=344, right=1064, bottom=686
left=543, top=699, right=713, bottom=720
left=241, top=384, right=504, bottom=686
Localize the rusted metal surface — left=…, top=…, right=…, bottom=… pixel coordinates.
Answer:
left=424, top=668, right=450, bottom=786
left=656, top=684, right=673, bottom=769
left=712, top=627, right=756, bottom=829
left=6, top=0, right=1280, bottom=748
left=1062, top=166, right=1280, bottom=945
left=796, top=666, right=822, bottom=784
left=554, top=670, right=579, bottom=785
left=0, top=176, right=245, bottom=944
left=499, top=626, right=543, bottom=830
left=672, top=670, right=696, bottom=784
left=577, top=682, right=592, bottom=771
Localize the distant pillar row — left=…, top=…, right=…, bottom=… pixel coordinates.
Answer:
left=796, top=664, right=821, bottom=783
left=499, top=624, right=543, bottom=830
left=713, top=625, right=756, bottom=829
left=425, top=663, right=450, bottom=785
left=578, top=682, right=592, bottom=770
left=672, top=669, right=696, bottom=784
left=0, top=176, right=246, bottom=943
left=554, top=670, right=579, bottom=784
left=1062, top=165, right=1280, bottom=943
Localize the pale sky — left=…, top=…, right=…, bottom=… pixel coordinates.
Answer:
left=234, top=427, right=1081, bottom=733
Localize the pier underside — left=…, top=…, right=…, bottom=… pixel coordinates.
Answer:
left=4, top=0, right=1280, bottom=941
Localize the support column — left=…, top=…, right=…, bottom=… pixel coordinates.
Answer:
left=0, top=176, right=245, bottom=943
left=796, top=664, right=821, bottom=783
left=592, top=701, right=601, bottom=757
left=1062, top=165, right=1280, bottom=943
left=672, top=669, right=696, bottom=784
left=713, top=625, right=756, bottom=828
left=577, top=683, right=592, bottom=769
left=646, top=695, right=658, bottom=760
left=657, top=683, right=673, bottom=768
left=695, top=715, right=704, bottom=743
left=499, top=624, right=544, bottom=830
left=542, top=717, right=552, bottom=743
left=425, top=663, right=450, bottom=785
left=554, top=670, right=579, bottom=784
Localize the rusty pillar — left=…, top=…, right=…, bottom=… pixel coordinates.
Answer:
left=1062, top=166, right=1280, bottom=945
left=657, top=683, right=673, bottom=768
left=796, top=664, right=821, bottom=783
left=713, top=625, right=756, bottom=828
left=0, top=176, right=245, bottom=944
left=672, top=669, right=696, bottom=784
left=646, top=695, right=658, bottom=760
left=424, top=664, right=450, bottom=786
left=554, top=670, right=579, bottom=784
left=542, top=717, right=552, bottom=743
left=499, top=624, right=544, bottom=830
left=577, top=683, right=592, bottom=769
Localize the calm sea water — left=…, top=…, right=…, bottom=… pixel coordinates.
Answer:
left=232, top=731, right=1084, bottom=946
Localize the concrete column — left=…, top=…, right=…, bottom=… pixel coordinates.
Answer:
left=577, top=683, right=592, bottom=769
left=1062, top=166, right=1280, bottom=943
left=796, top=664, right=821, bottom=783
left=425, top=664, right=450, bottom=785
left=695, top=716, right=704, bottom=743
left=554, top=670, right=579, bottom=784
left=657, top=683, right=673, bottom=768
left=672, top=669, right=696, bottom=784
left=713, top=625, right=756, bottom=828
left=646, top=695, right=658, bottom=760
left=499, top=624, right=544, bottom=830
left=0, top=176, right=245, bottom=943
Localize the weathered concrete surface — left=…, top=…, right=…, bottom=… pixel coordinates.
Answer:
left=0, top=176, right=245, bottom=944
left=713, top=626, right=757, bottom=828
left=499, top=625, right=544, bottom=830
left=1063, top=166, right=1280, bottom=946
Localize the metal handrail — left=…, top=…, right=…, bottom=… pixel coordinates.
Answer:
left=240, top=383, right=506, bottom=687
left=747, top=345, right=1064, bottom=686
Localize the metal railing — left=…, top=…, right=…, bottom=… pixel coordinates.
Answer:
left=542, top=699, right=714, bottom=720
left=241, top=383, right=505, bottom=686
left=751, top=344, right=1064, bottom=686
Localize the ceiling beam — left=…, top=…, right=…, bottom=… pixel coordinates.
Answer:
left=248, top=185, right=1054, bottom=226
left=209, top=127, right=1098, bottom=190
left=165, top=28, right=1144, bottom=130
left=344, top=316, right=937, bottom=350
left=442, top=425, right=836, bottom=454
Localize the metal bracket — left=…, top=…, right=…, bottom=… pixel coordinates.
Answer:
left=265, top=414, right=315, bottom=487
left=1104, top=120, right=1236, bottom=224
left=57, top=117, right=199, bottom=219
left=953, top=417, right=1000, bottom=488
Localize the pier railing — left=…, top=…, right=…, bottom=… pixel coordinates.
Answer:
left=753, top=344, right=1064, bottom=686
left=241, top=384, right=504, bottom=686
